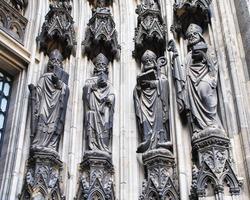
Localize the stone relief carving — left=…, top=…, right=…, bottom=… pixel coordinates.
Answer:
left=76, top=151, right=115, bottom=200
left=37, top=0, right=76, bottom=59
left=87, top=0, right=113, bottom=7
left=8, top=0, right=28, bottom=13
left=133, top=0, right=166, bottom=59
left=28, top=49, right=69, bottom=157
left=172, top=0, right=212, bottom=37
left=134, top=50, right=171, bottom=153
left=83, top=53, right=115, bottom=153
left=168, top=24, right=223, bottom=137
left=0, top=0, right=28, bottom=43
left=19, top=151, right=65, bottom=200
left=82, top=2, right=120, bottom=61
left=139, top=150, right=179, bottom=200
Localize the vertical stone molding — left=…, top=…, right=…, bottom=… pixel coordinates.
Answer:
left=83, top=0, right=120, bottom=61
left=37, top=0, right=76, bottom=59
left=19, top=50, right=69, bottom=200
left=76, top=53, right=115, bottom=199
left=172, top=0, right=212, bottom=37
left=139, top=150, right=179, bottom=200
left=0, top=0, right=28, bottom=43
left=76, top=151, right=115, bottom=200
left=190, top=129, right=242, bottom=199
left=133, top=0, right=166, bottom=59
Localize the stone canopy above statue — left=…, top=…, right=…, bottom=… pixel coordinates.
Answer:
left=133, top=0, right=166, bottom=59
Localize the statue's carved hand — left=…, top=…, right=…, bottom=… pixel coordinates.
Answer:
left=52, top=74, right=59, bottom=85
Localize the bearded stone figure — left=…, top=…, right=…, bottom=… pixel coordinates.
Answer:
left=169, top=23, right=223, bottom=136
left=83, top=53, right=115, bottom=153
left=134, top=50, right=171, bottom=153
left=28, top=49, right=69, bottom=156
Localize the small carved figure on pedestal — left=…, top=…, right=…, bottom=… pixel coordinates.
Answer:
left=83, top=53, right=115, bottom=154
left=29, top=49, right=69, bottom=157
left=134, top=50, right=171, bottom=153
left=168, top=23, right=224, bottom=139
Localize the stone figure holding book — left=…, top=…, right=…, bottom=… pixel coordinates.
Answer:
left=168, top=24, right=223, bottom=135
left=134, top=50, right=171, bottom=153
left=28, top=49, right=69, bottom=156
left=83, top=53, right=115, bottom=153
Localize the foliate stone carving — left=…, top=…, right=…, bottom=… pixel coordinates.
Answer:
left=6, top=0, right=28, bottom=14
left=37, top=0, right=76, bottom=59
left=133, top=0, right=166, bottom=59
left=76, top=151, right=115, bottom=200
left=83, top=53, right=115, bottom=153
left=190, top=130, right=242, bottom=199
left=28, top=49, right=69, bottom=157
left=19, top=151, right=65, bottom=200
left=82, top=3, right=120, bottom=61
left=134, top=50, right=171, bottom=154
left=139, top=149, right=179, bottom=200
left=172, top=0, right=212, bottom=37
left=0, top=0, right=28, bottom=43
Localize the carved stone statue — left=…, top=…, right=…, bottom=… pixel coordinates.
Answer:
left=83, top=53, right=115, bottom=153
left=134, top=50, right=171, bottom=153
left=168, top=23, right=223, bottom=135
left=28, top=49, right=69, bottom=156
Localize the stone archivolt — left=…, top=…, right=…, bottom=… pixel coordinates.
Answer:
left=37, top=0, right=76, bottom=59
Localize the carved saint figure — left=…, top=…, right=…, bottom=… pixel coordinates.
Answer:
left=168, top=23, right=222, bottom=134
left=29, top=49, right=69, bottom=155
left=134, top=50, right=170, bottom=153
left=83, top=53, right=115, bottom=153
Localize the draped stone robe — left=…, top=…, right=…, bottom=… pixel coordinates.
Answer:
left=83, top=76, right=115, bottom=153
left=176, top=47, right=222, bottom=133
left=30, top=72, right=69, bottom=154
left=134, top=70, right=169, bottom=151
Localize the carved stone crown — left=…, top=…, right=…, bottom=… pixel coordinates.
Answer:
left=141, top=50, right=157, bottom=62
left=186, top=23, right=203, bottom=36
left=93, top=53, right=109, bottom=66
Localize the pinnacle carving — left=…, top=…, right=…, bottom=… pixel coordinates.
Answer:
left=82, top=2, right=120, bottom=61
left=133, top=0, right=166, bottom=59
left=37, top=0, right=76, bottom=59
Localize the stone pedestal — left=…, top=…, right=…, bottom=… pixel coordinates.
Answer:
left=76, top=151, right=115, bottom=200
left=19, top=151, right=64, bottom=200
left=190, top=128, right=242, bottom=200
left=139, top=149, right=179, bottom=200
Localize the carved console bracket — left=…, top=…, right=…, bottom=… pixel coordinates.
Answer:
left=82, top=3, right=120, bottom=61
left=172, top=0, right=212, bottom=37
left=37, top=1, right=76, bottom=59
left=0, top=0, right=28, bottom=43
left=76, top=151, right=115, bottom=200
left=139, top=149, right=179, bottom=200
left=19, top=151, right=65, bottom=200
left=133, top=0, right=166, bottom=59
left=190, top=128, right=242, bottom=199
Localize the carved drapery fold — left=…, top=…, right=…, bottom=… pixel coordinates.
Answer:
left=83, top=1, right=120, bottom=61
left=37, top=0, right=76, bottom=59
left=0, top=0, right=28, bottom=43
left=133, top=0, right=166, bottom=59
